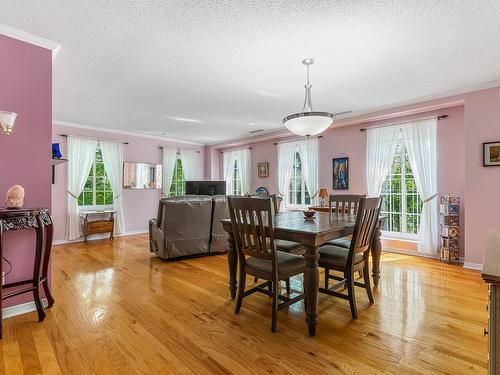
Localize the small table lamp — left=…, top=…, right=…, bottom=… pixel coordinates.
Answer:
left=319, top=188, right=329, bottom=207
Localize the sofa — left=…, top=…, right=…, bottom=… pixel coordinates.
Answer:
left=149, top=195, right=231, bottom=260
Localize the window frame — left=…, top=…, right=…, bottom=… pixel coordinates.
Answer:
left=77, top=148, right=114, bottom=210
left=169, top=153, right=185, bottom=197
left=380, top=139, right=422, bottom=241
left=232, top=159, right=242, bottom=195
left=287, top=151, right=311, bottom=209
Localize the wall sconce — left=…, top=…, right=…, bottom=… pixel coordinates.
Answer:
left=0, top=111, right=18, bottom=136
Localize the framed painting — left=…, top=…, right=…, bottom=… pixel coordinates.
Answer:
left=258, top=162, right=269, bottom=177
left=483, top=142, right=500, bottom=166
left=333, top=157, right=349, bottom=190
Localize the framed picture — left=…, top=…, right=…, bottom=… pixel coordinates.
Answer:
left=333, top=157, right=349, bottom=190
left=258, top=162, right=269, bottom=177
left=483, top=142, right=500, bottom=166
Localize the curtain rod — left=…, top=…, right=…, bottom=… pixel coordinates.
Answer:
left=273, top=135, right=323, bottom=146
left=158, top=146, right=201, bottom=153
left=220, top=146, right=252, bottom=154
left=59, top=134, right=129, bottom=145
left=359, top=115, right=448, bottom=132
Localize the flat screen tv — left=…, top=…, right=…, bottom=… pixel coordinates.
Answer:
left=185, top=181, right=226, bottom=196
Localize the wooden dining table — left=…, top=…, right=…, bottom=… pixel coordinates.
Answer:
left=221, top=210, right=386, bottom=336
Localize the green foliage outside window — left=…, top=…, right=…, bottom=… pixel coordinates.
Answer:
left=78, top=149, right=114, bottom=206
left=169, top=157, right=185, bottom=197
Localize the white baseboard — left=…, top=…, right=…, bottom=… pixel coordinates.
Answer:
left=3, top=298, right=49, bottom=320
left=383, top=247, right=440, bottom=260
left=463, top=262, right=483, bottom=271
left=53, top=229, right=148, bottom=245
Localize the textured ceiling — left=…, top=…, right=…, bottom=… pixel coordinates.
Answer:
left=1, top=1, right=500, bottom=144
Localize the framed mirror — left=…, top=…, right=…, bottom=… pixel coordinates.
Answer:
left=123, top=162, right=162, bottom=189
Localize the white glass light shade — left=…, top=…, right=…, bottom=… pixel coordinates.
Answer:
left=0, top=111, right=17, bottom=135
left=282, top=112, right=334, bottom=137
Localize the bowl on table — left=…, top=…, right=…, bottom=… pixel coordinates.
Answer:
left=303, top=210, right=316, bottom=220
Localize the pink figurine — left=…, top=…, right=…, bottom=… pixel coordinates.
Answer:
left=5, top=185, right=25, bottom=208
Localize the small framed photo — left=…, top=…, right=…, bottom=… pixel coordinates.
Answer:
left=333, top=157, right=349, bottom=190
left=483, top=142, right=500, bottom=166
left=258, top=162, right=269, bottom=177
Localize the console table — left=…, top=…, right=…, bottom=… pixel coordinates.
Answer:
left=80, top=210, right=116, bottom=243
left=0, top=208, right=55, bottom=337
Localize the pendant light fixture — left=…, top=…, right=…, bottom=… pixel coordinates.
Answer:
left=282, top=58, right=352, bottom=137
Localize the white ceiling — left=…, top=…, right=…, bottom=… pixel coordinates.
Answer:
left=1, top=1, right=500, bottom=144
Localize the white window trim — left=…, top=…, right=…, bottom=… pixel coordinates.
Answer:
left=381, top=231, right=419, bottom=241
left=232, top=159, right=242, bottom=195
left=78, top=148, right=113, bottom=210
left=288, top=151, right=311, bottom=207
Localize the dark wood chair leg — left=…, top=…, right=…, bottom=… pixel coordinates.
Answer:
left=254, top=277, right=258, bottom=283
left=324, top=269, right=329, bottom=289
left=285, top=279, right=291, bottom=295
left=363, top=264, right=374, bottom=303
left=235, top=270, right=246, bottom=314
left=346, top=273, right=358, bottom=319
left=271, top=281, right=278, bottom=332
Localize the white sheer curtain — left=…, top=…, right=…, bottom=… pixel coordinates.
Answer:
left=223, top=152, right=235, bottom=194
left=162, top=148, right=178, bottom=197
left=365, top=125, right=400, bottom=197
left=180, top=149, right=200, bottom=181
left=298, top=138, right=319, bottom=205
left=100, top=140, right=125, bottom=234
left=277, top=142, right=296, bottom=211
left=233, top=149, right=251, bottom=195
left=401, top=119, right=438, bottom=255
left=66, top=136, right=98, bottom=240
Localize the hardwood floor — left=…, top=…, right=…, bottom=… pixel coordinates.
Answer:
left=0, top=234, right=488, bottom=374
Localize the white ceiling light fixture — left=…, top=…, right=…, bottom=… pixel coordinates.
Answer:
left=282, top=58, right=352, bottom=137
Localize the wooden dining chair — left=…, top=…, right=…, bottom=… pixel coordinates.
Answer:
left=247, top=194, right=305, bottom=293
left=326, top=194, right=365, bottom=249
left=318, top=197, right=382, bottom=319
left=228, top=196, right=306, bottom=332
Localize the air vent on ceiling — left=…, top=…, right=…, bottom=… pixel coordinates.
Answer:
left=249, top=129, right=264, bottom=134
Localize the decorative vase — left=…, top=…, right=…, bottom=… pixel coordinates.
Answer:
left=5, top=185, right=25, bottom=209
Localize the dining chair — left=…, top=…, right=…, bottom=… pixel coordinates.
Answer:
left=228, top=196, right=306, bottom=332
left=247, top=194, right=306, bottom=293
left=325, top=194, right=365, bottom=249
left=318, top=197, right=382, bottom=319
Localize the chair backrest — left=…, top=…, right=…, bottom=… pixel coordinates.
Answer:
left=247, top=193, right=280, bottom=214
left=329, top=194, right=366, bottom=214
left=348, top=197, right=382, bottom=264
left=228, top=197, right=277, bottom=264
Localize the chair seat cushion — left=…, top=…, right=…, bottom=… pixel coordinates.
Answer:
left=319, top=245, right=364, bottom=268
left=246, top=251, right=306, bottom=278
left=324, top=237, right=351, bottom=249
left=275, top=239, right=306, bottom=255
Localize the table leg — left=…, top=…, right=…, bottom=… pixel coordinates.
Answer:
left=371, top=225, right=382, bottom=287
left=33, top=216, right=46, bottom=322
left=227, top=230, right=237, bottom=299
left=42, top=219, right=55, bottom=308
left=304, top=246, right=320, bottom=336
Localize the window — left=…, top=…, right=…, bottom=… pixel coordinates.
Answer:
left=232, top=160, right=242, bottom=195
left=288, top=152, right=311, bottom=206
left=169, top=155, right=185, bottom=196
left=380, top=142, right=423, bottom=237
left=78, top=149, right=113, bottom=207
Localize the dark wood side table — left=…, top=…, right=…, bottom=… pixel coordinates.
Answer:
left=80, top=210, right=116, bottom=243
left=0, top=208, right=55, bottom=338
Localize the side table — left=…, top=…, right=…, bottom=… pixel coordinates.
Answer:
left=80, top=210, right=116, bottom=243
left=0, top=207, right=55, bottom=338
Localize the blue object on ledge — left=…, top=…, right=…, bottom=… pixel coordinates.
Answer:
left=52, top=143, right=62, bottom=159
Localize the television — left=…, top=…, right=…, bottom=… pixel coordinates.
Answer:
left=185, top=181, right=226, bottom=196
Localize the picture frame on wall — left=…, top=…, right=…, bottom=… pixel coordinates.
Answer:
left=257, top=162, right=269, bottom=177
left=333, top=157, right=349, bottom=190
left=483, top=142, right=500, bottom=166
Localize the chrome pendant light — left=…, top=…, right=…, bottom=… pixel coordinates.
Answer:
left=283, top=58, right=351, bottom=137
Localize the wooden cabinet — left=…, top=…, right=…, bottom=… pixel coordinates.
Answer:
left=482, top=229, right=500, bottom=374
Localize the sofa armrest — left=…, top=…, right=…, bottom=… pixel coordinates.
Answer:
left=149, top=218, right=166, bottom=256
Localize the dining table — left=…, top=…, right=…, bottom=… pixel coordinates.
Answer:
left=220, top=210, right=386, bottom=336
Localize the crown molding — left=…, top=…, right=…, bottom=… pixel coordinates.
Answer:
left=0, top=24, right=61, bottom=61
left=52, top=120, right=205, bottom=147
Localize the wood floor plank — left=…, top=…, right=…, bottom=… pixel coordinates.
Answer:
left=0, top=235, right=488, bottom=374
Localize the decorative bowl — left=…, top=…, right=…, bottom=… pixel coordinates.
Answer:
left=303, top=210, right=316, bottom=220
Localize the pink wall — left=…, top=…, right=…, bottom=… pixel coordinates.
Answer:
left=51, top=124, right=205, bottom=241
left=0, top=35, right=52, bottom=306
left=464, top=88, right=500, bottom=264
